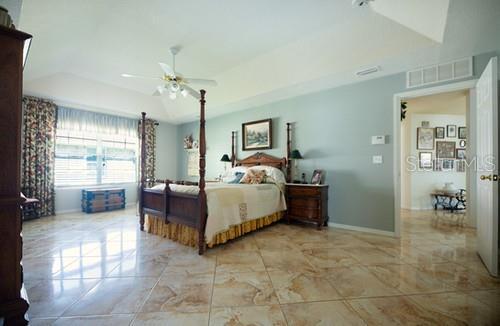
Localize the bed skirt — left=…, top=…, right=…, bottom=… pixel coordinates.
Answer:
left=145, top=211, right=284, bottom=248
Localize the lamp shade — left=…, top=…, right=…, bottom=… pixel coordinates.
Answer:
left=290, top=149, right=303, bottom=159
left=220, top=154, right=231, bottom=162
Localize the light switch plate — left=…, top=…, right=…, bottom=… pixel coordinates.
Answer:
left=371, top=135, right=386, bottom=145
left=372, top=155, right=383, bottom=164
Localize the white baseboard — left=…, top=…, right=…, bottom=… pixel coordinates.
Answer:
left=328, top=222, right=396, bottom=237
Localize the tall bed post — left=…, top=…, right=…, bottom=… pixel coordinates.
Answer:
left=139, top=112, right=146, bottom=231
left=198, top=89, right=207, bottom=255
left=231, top=131, right=236, bottom=167
left=286, top=122, right=292, bottom=183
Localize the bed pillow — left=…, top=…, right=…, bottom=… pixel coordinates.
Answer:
left=221, top=166, right=248, bottom=183
left=240, top=169, right=267, bottom=184
left=249, top=165, right=286, bottom=185
left=228, top=172, right=245, bottom=184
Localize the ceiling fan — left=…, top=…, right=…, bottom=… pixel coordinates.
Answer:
left=121, top=47, right=217, bottom=100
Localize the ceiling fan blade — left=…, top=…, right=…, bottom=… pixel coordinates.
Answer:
left=159, top=62, right=175, bottom=77
left=121, top=73, right=162, bottom=80
left=183, top=78, right=217, bottom=87
left=182, top=85, right=201, bottom=100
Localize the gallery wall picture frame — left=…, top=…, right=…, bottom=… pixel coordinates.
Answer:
left=242, top=118, right=272, bottom=151
left=436, top=141, right=456, bottom=159
left=435, top=127, right=445, bottom=139
left=417, top=127, right=434, bottom=150
left=447, top=125, right=457, bottom=138
left=419, top=152, right=433, bottom=169
left=442, top=159, right=454, bottom=170
left=456, top=160, right=466, bottom=172
left=458, top=127, right=467, bottom=139
left=459, top=140, right=466, bottom=148
left=456, top=148, right=466, bottom=160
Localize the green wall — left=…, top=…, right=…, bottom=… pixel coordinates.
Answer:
left=176, top=51, right=498, bottom=233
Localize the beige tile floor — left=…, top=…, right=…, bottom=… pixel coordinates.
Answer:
left=24, top=208, right=499, bottom=325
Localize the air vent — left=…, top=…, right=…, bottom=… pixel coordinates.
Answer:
left=406, top=57, right=473, bottom=89
left=356, top=66, right=380, bottom=76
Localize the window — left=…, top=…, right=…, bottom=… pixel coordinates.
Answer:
left=55, top=129, right=138, bottom=186
left=54, top=107, right=138, bottom=187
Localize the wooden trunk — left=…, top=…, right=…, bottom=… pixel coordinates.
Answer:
left=0, top=25, right=32, bottom=325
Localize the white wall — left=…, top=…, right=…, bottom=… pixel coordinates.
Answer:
left=403, top=113, right=467, bottom=210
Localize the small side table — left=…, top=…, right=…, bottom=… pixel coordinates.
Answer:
left=285, top=183, right=329, bottom=229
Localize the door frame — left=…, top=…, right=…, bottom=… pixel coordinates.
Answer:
left=393, top=79, right=478, bottom=237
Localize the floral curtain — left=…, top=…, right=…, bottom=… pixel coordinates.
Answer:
left=22, top=96, right=57, bottom=217
left=139, top=118, right=157, bottom=185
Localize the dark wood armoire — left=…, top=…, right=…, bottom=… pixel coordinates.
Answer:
left=0, top=25, right=32, bottom=325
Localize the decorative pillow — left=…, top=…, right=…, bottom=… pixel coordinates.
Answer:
left=249, top=165, right=286, bottom=185
left=221, top=166, right=248, bottom=183
left=228, top=172, right=245, bottom=184
left=240, top=169, right=267, bottom=184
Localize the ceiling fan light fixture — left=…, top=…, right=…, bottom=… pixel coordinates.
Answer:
left=180, top=87, right=188, bottom=97
left=169, top=91, right=177, bottom=100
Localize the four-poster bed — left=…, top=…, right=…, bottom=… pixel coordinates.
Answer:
left=139, top=90, right=293, bottom=254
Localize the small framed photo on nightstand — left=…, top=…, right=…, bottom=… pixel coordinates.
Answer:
left=311, top=170, right=323, bottom=185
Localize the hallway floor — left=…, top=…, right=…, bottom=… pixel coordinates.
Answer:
left=24, top=208, right=499, bottom=325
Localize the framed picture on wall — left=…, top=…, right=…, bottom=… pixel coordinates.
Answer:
left=417, top=127, right=434, bottom=150
left=435, top=127, right=445, bottom=139
left=442, top=159, right=454, bottom=170
left=447, top=125, right=457, bottom=138
left=456, top=160, right=466, bottom=172
left=436, top=141, right=456, bottom=159
left=458, top=127, right=467, bottom=139
left=419, top=152, right=433, bottom=169
left=242, top=119, right=272, bottom=151
left=456, top=148, right=466, bottom=160
left=459, top=140, right=467, bottom=148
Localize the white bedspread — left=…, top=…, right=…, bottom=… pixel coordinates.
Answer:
left=150, top=182, right=286, bottom=242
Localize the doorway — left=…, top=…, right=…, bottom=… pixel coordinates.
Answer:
left=393, top=57, right=499, bottom=277
left=393, top=79, right=477, bottom=238
left=401, top=90, right=469, bottom=224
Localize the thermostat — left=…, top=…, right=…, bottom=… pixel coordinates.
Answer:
left=371, top=135, right=386, bottom=145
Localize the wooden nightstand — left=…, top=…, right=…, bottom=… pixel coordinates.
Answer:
left=285, top=183, right=329, bottom=229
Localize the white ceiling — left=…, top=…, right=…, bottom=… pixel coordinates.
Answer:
left=19, top=0, right=500, bottom=123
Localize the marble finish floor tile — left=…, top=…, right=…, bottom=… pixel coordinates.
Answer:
left=23, top=257, right=78, bottom=280
left=302, top=248, right=359, bottom=268
left=408, top=292, right=500, bottom=325
left=52, top=314, right=135, bottom=326
left=282, top=301, right=367, bottom=326
left=63, top=277, right=157, bottom=316
left=209, top=305, right=287, bottom=326
left=260, top=249, right=317, bottom=273
left=212, top=271, right=278, bottom=307
left=107, top=254, right=169, bottom=277
left=326, top=266, right=401, bottom=298
left=349, top=296, right=462, bottom=325
left=25, top=278, right=101, bottom=318
left=216, top=250, right=266, bottom=273
left=141, top=272, right=212, bottom=313
left=22, top=208, right=495, bottom=325
left=365, top=263, right=456, bottom=294
left=268, top=270, right=341, bottom=303
left=132, top=312, right=209, bottom=325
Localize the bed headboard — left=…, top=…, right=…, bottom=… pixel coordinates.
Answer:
left=235, top=152, right=287, bottom=170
